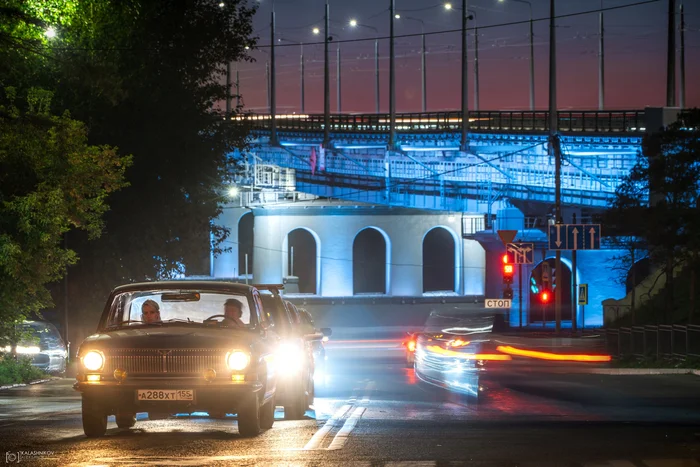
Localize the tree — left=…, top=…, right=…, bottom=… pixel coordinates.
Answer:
left=607, top=109, right=700, bottom=323
left=0, top=87, right=131, bottom=348
left=1, top=1, right=258, bottom=344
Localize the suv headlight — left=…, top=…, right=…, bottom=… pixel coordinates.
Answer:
left=276, top=341, right=305, bottom=375
left=82, top=350, right=105, bottom=371
left=227, top=350, right=250, bottom=371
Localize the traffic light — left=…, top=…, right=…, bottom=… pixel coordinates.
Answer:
left=502, top=254, right=514, bottom=285
left=503, top=288, right=514, bottom=299
left=538, top=289, right=553, bottom=304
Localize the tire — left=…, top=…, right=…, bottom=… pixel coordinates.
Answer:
left=116, top=413, right=136, bottom=429
left=284, top=387, right=306, bottom=420
left=81, top=396, right=107, bottom=438
left=237, top=396, right=261, bottom=437
left=260, top=397, right=275, bottom=430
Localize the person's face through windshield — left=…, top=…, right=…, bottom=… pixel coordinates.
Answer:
left=141, top=300, right=161, bottom=323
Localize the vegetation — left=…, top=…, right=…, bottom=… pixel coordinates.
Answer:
left=0, top=354, right=48, bottom=385
left=0, top=1, right=258, bottom=345
left=606, top=109, right=700, bottom=325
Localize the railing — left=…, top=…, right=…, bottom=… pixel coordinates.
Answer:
left=237, top=110, right=646, bottom=134
left=605, top=325, right=700, bottom=359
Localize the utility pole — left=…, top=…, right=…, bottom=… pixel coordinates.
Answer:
left=270, top=6, right=277, bottom=145
left=226, top=62, right=231, bottom=116
left=421, top=32, right=427, bottom=112
left=336, top=43, right=342, bottom=113
left=235, top=63, right=240, bottom=109
left=549, top=0, right=562, bottom=334
left=323, top=1, right=330, bottom=146
left=679, top=0, right=686, bottom=108
left=460, top=0, right=470, bottom=151
left=375, top=39, right=380, bottom=113
left=598, top=0, right=605, bottom=110
left=666, top=0, right=676, bottom=107
left=265, top=61, right=270, bottom=110
left=301, top=44, right=305, bottom=113
left=389, top=0, right=396, bottom=148
left=528, top=4, right=534, bottom=110
left=472, top=11, right=479, bottom=111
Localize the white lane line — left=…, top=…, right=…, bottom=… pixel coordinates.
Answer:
left=326, top=406, right=366, bottom=451
left=362, top=380, right=376, bottom=403
left=303, top=403, right=353, bottom=450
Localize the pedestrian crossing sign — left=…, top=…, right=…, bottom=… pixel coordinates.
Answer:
left=578, top=284, right=588, bottom=305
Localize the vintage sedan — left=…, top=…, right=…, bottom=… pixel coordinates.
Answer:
left=74, top=281, right=278, bottom=438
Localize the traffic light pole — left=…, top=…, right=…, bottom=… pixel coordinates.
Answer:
left=518, top=263, right=523, bottom=329
left=549, top=0, right=562, bottom=334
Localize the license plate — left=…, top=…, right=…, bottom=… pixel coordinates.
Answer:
left=137, top=389, right=194, bottom=401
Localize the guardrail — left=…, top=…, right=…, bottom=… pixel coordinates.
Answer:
left=605, top=325, right=700, bottom=359
left=237, top=110, right=646, bottom=134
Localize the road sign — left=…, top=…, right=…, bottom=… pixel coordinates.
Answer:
left=578, top=284, right=588, bottom=305
left=485, top=298, right=512, bottom=308
left=497, top=230, right=518, bottom=246
left=506, top=242, right=534, bottom=264
left=548, top=224, right=602, bottom=250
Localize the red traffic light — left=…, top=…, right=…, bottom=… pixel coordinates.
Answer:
left=539, top=290, right=551, bottom=304
left=502, top=254, right=509, bottom=264
left=504, top=264, right=514, bottom=275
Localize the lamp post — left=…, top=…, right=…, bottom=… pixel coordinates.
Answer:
left=400, top=16, right=427, bottom=112
left=599, top=0, right=605, bottom=110
left=468, top=10, right=479, bottom=111
left=389, top=0, right=396, bottom=148
left=498, top=0, right=534, bottom=110
left=349, top=20, right=380, bottom=113
left=270, top=4, right=277, bottom=145
left=280, top=37, right=305, bottom=113
left=444, top=1, right=470, bottom=150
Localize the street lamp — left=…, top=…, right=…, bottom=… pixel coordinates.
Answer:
left=348, top=19, right=380, bottom=113
left=444, top=1, right=470, bottom=150
left=498, top=0, right=535, bottom=110
left=44, top=27, right=57, bottom=39
left=398, top=16, right=428, bottom=112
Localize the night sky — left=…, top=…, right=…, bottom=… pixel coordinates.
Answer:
left=233, top=0, right=699, bottom=113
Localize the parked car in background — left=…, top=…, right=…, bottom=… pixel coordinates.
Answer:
left=73, top=281, right=278, bottom=438
left=1, top=320, right=68, bottom=375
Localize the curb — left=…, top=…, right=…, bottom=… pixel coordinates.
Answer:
left=589, top=368, right=700, bottom=376
left=0, top=377, right=58, bottom=391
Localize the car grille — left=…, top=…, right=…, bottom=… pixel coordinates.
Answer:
left=103, top=348, right=228, bottom=375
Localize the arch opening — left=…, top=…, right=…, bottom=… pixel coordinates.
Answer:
left=353, top=228, right=387, bottom=294
left=287, top=228, right=317, bottom=294
left=423, top=227, right=456, bottom=293
left=528, top=259, right=573, bottom=323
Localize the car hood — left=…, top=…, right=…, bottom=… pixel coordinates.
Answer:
left=79, top=325, right=258, bottom=352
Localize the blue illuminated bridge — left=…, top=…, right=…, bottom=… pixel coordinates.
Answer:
left=235, top=109, right=648, bottom=216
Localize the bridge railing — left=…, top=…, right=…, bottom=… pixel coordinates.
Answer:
left=238, top=110, right=646, bottom=134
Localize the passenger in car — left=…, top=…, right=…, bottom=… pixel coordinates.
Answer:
left=141, top=300, right=162, bottom=323
left=223, top=299, right=246, bottom=328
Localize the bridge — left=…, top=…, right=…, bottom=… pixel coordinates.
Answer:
left=236, top=109, right=647, bottom=219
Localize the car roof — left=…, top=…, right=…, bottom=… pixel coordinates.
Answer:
left=111, top=280, right=256, bottom=294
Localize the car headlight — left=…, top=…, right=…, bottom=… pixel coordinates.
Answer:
left=276, top=341, right=305, bottom=375
left=227, top=350, right=250, bottom=371
left=82, top=350, right=104, bottom=371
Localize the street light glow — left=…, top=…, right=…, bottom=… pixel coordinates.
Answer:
left=312, top=27, right=320, bottom=35
left=394, top=14, right=401, bottom=19
left=219, top=1, right=225, bottom=7
left=228, top=186, right=240, bottom=198
left=444, top=3, right=452, bottom=10
left=44, top=27, right=57, bottom=39
left=349, top=19, right=357, bottom=27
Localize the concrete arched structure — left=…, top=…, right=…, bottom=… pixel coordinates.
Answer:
left=529, top=256, right=583, bottom=325
left=282, top=226, right=322, bottom=296
left=352, top=226, right=392, bottom=295
left=422, top=225, right=462, bottom=294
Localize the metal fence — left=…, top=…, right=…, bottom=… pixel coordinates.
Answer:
left=605, top=325, right=700, bottom=359
left=238, top=110, right=646, bottom=134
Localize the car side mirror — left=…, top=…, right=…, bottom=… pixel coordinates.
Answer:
left=320, top=327, right=332, bottom=338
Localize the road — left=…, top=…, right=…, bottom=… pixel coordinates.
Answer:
left=1, top=339, right=700, bottom=466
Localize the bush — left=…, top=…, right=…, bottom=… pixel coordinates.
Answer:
left=0, top=354, right=48, bottom=385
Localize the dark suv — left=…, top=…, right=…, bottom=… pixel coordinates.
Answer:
left=255, top=284, right=314, bottom=419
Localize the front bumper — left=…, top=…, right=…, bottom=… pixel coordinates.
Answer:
left=74, top=377, right=263, bottom=414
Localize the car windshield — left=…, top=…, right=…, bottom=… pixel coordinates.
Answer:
left=105, top=290, right=254, bottom=329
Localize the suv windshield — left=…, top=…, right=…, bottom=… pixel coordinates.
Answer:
left=104, top=290, right=254, bottom=329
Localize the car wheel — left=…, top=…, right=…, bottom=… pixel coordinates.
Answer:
left=260, top=396, right=275, bottom=430
left=81, top=396, right=107, bottom=438
left=116, top=412, right=136, bottom=429
left=284, top=387, right=306, bottom=420
left=237, top=396, right=261, bottom=437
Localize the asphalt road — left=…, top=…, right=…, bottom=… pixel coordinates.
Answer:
left=2, top=341, right=700, bottom=466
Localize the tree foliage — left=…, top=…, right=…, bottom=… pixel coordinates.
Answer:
left=606, top=109, right=700, bottom=322
left=0, top=87, right=131, bottom=346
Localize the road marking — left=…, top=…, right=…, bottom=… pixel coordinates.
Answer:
left=303, top=404, right=352, bottom=450
left=326, top=406, right=366, bottom=451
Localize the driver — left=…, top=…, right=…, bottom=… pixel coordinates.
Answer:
left=223, top=299, right=246, bottom=328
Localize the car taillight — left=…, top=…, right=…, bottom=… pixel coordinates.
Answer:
left=407, top=340, right=416, bottom=352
